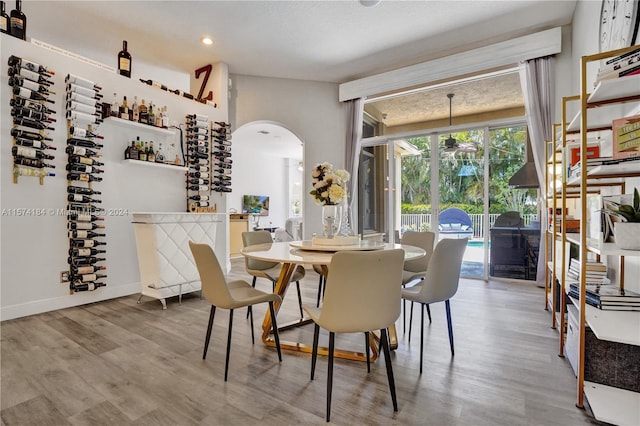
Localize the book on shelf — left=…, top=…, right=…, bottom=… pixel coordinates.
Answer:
left=569, top=258, right=606, bottom=272
left=568, top=284, right=640, bottom=310
left=603, top=46, right=640, bottom=65
left=596, top=62, right=640, bottom=82
left=601, top=156, right=640, bottom=165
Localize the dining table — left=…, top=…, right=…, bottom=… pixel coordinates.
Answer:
left=241, top=239, right=426, bottom=362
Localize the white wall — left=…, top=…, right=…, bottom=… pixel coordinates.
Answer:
left=229, top=74, right=347, bottom=238
left=0, top=35, right=227, bottom=320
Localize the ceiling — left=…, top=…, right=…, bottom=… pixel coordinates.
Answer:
left=26, top=1, right=577, bottom=150
left=233, top=122, right=303, bottom=161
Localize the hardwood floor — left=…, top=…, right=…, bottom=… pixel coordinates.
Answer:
left=1, top=259, right=602, bottom=425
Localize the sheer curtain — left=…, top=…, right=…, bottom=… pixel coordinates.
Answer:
left=344, top=98, right=364, bottom=232
left=519, top=56, right=555, bottom=284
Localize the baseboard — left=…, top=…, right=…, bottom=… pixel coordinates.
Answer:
left=0, top=282, right=140, bottom=321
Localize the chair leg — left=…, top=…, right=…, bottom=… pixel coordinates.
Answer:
left=246, top=277, right=257, bottom=319
left=420, top=303, right=425, bottom=375
left=268, top=301, right=282, bottom=362
left=380, top=328, right=398, bottom=412
left=296, top=281, right=303, bottom=319
left=224, top=309, right=234, bottom=382
left=402, top=299, right=406, bottom=334
left=426, top=303, right=432, bottom=323
left=311, top=323, right=320, bottom=380
left=364, top=331, right=370, bottom=373
left=249, top=302, right=255, bottom=345
left=327, top=331, right=335, bottom=423
left=445, top=299, right=454, bottom=356
left=203, top=305, right=216, bottom=360
left=408, top=302, right=414, bottom=342
left=316, top=275, right=323, bottom=307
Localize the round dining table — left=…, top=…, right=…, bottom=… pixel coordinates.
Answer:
left=241, top=240, right=426, bottom=362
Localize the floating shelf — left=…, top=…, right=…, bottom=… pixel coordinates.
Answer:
left=584, top=382, right=640, bottom=426
left=588, top=74, right=640, bottom=104
left=104, top=116, right=176, bottom=135
left=122, top=159, right=188, bottom=171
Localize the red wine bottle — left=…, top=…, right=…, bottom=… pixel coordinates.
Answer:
left=214, top=121, right=229, bottom=127
left=66, top=110, right=103, bottom=125
left=13, top=116, right=54, bottom=131
left=189, top=195, right=210, bottom=201
left=12, top=86, right=54, bottom=103
left=67, top=138, right=103, bottom=149
left=8, top=66, right=54, bottom=85
left=72, top=282, right=106, bottom=292
left=188, top=178, right=210, bottom=185
left=10, top=97, right=56, bottom=114
left=9, top=76, right=54, bottom=95
left=117, top=40, right=132, bottom=78
left=70, top=239, right=106, bottom=248
left=65, top=74, right=102, bottom=91
left=11, top=106, right=54, bottom=122
left=213, top=186, right=232, bottom=193
left=66, top=193, right=102, bottom=204
left=188, top=184, right=209, bottom=192
left=12, top=145, right=54, bottom=160
left=14, top=137, right=56, bottom=151
left=65, top=145, right=100, bottom=157
left=67, top=211, right=104, bottom=221
left=67, top=203, right=103, bottom=213
left=68, top=230, right=106, bottom=239
left=66, top=173, right=103, bottom=182
left=66, top=83, right=102, bottom=99
left=70, top=273, right=107, bottom=283
left=70, top=264, right=106, bottom=275
left=9, top=0, right=26, bottom=40
left=0, top=1, right=9, bottom=34
left=68, top=220, right=105, bottom=230
left=69, top=155, right=103, bottom=166
left=212, top=180, right=231, bottom=187
left=189, top=171, right=209, bottom=179
left=13, top=156, right=54, bottom=168
left=70, top=126, right=103, bottom=139
left=66, top=101, right=101, bottom=116
left=66, top=163, right=104, bottom=174
left=67, top=255, right=106, bottom=265
left=139, top=78, right=167, bottom=90
left=67, top=185, right=101, bottom=196
left=8, top=55, right=54, bottom=75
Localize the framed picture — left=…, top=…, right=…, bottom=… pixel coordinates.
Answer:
left=612, top=114, right=640, bottom=160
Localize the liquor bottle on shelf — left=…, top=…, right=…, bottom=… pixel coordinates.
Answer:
left=120, top=95, right=129, bottom=120
left=147, top=102, right=155, bottom=126
left=0, top=1, right=8, bottom=34
left=147, top=143, right=155, bottom=162
left=14, top=137, right=56, bottom=151
left=12, top=86, right=54, bottom=103
left=68, top=230, right=106, bottom=239
left=72, top=282, right=106, bottom=292
left=66, top=173, right=103, bottom=182
left=67, top=211, right=104, bottom=221
left=9, top=0, right=26, bottom=40
left=8, top=66, right=54, bottom=85
left=155, top=143, right=165, bottom=163
left=12, top=146, right=54, bottom=160
left=67, top=255, right=106, bottom=265
left=10, top=97, right=56, bottom=114
left=64, top=74, right=101, bottom=91
left=161, top=106, right=169, bottom=128
left=13, top=156, right=54, bottom=169
left=69, top=127, right=103, bottom=140
left=188, top=184, right=209, bottom=192
left=11, top=107, right=54, bottom=123
left=110, top=92, right=119, bottom=117
left=70, top=273, right=107, bottom=283
left=129, top=140, right=139, bottom=160
left=65, top=145, right=100, bottom=157
left=8, top=55, right=54, bottom=75
left=70, top=239, right=107, bottom=248
left=138, top=142, right=147, bottom=161
left=118, top=40, right=131, bottom=78
left=67, top=138, right=103, bottom=149
left=138, top=99, right=148, bottom=123
left=131, top=96, right=138, bottom=122
left=67, top=185, right=101, bottom=196
left=66, top=84, right=102, bottom=100
left=139, top=78, right=167, bottom=90
left=66, top=163, right=104, bottom=174
left=68, top=220, right=105, bottom=230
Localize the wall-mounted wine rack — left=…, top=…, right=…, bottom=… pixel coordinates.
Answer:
left=185, top=113, right=216, bottom=212
left=65, top=74, right=107, bottom=293
left=212, top=121, right=232, bottom=194
left=8, top=54, right=57, bottom=185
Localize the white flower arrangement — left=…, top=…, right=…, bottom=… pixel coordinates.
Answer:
left=309, top=162, right=350, bottom=206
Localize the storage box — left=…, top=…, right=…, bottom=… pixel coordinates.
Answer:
left=612, top=114, right=640, bottom=160
left=570, top=145, right=601, bottom=166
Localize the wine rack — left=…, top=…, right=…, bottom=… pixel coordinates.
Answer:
left=7, top=54, right=57, bottom=185
left=185, top=113, right=215, bottom=212
left=212, top=121, right=232, bottom=194
left=65, top=74, right=107, bottom=293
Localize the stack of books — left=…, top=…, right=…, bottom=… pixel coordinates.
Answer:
left=569, top=157, right=613, bottom=178
left=596, top=47, right=640, bottom=84
left=567, top=258, right=608, bottom=283
left=569, top=283, right=640, bottom=311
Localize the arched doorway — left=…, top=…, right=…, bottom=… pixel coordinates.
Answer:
left=231, top=121, right=304, bottom=233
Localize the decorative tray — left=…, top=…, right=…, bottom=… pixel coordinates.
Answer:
left=290, top=240, right=385, bottom=252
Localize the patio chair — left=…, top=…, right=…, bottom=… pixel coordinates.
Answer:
left=438, top=208, right=474, bottom=239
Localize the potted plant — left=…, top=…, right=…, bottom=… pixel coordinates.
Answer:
left=604, top=187, right=640, bottom=250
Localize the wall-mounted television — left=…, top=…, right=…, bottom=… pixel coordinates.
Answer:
left=242, top=195, right=270, bottom=216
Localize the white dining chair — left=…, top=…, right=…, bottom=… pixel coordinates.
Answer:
left=400, top=231, right=435, bottom=335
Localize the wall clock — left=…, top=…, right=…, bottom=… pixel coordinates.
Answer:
left=599, top=0, right=640, bottom=52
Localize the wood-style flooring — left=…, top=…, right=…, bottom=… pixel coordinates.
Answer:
left=1, top=258, right=602, bottom=425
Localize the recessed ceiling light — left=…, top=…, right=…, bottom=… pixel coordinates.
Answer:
left=359, top=0, right=381, bottom=6
left=258, top=130, right=270, bottom=135
left=201, top=36, right=214, bottom=46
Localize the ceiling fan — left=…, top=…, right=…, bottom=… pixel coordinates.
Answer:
left=443, top=93, right=477, bottom=154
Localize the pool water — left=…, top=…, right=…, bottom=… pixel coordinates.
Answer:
left=467, top=240, right=490, bottom=248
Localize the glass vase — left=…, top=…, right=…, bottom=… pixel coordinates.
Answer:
left=322, top=204, right=342, bottom=239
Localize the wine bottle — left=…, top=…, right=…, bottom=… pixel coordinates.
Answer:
left=68, top=230, right=106, bottom=239
left=169, top=88, right=194, bottom=99
left=213, top=186, right=232, bottom=193
left=66, top=163, right=104, bottom=174
left=68, top=220, right=105, bottom=230
left=13, top=116, right=54, bottom=131
left=117, top=40, right=131, bottom=78
left=0, top=1, right=8, bottom=34
left=212, top=168, right=230, bottom=175
left=10, top=97, right=56, bottom=114
left=67, top=138, right=103, bottom=149
left=69, top=247, right=107, bottom=261
left=189, top=195, right=210, bottom=201
left=70, top=239, right=107, bottom=248
left=67, top=255, right=106, bottom=265
left=66, top=173, right=103, bottom=182
left=66, top=110, right=103, bottom=125
left=214, top=145, right=231, bottom=152
left=70, top=127, right=104, bottom=140
left=139, top=78, right=167, bottom=90
left=66, top=100, right=102, bottom=116
left=8, top=66, right=54, bottom=85
left=65, top=145, right=100, bottom=157
left=69, top=264, right=106, bottom=275
left=215, top=174, right=231, bottom=180
left=193, top=201, right=210, bottom=207
left=72, top=282, right=106, bottom=292
left=214, top=121, right=229, bottom=127
left=213, top=152, right=232, bottom=158
left=9, top=76, right=54, bottom=94
left=189, top=171, right=209, bottom=179
left=67, top=194, right=102, bottom=205
left=188, top=127, right=208, bottom=136
left=67, top=211, right=103, bottom=221
left=14, top=137, right=56, bottom=151
left=13, top=156, right=54, bottom=168
left=186, top=120, right=208, bottom=129
left=11, top=106, right=54, bottom=123
left=12, top=86, right=54, bottom=104
left=213, top=162, right=231, bottom=169
left=12, top=145, right=54, bottom=160
left=70, top=272, right=107, bottom=283
left=64, top=74, right=102, bottom=91
left=215, top=157, right=233, bottom=164
left=188, top=178, right=210, bottom=185
left=66, top=83, right=101, bottom=99
left=212, top=180, right=231, bottom=187
left=67, top=203, right=103, bottom=213
left=9, top=0, right=26, bottom=40
left=188, top=184, right=209, bottom=191
left=8, top=55, right=54, bottom=75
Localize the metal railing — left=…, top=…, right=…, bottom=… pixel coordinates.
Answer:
left=400, top=213, right=538, bottom=238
